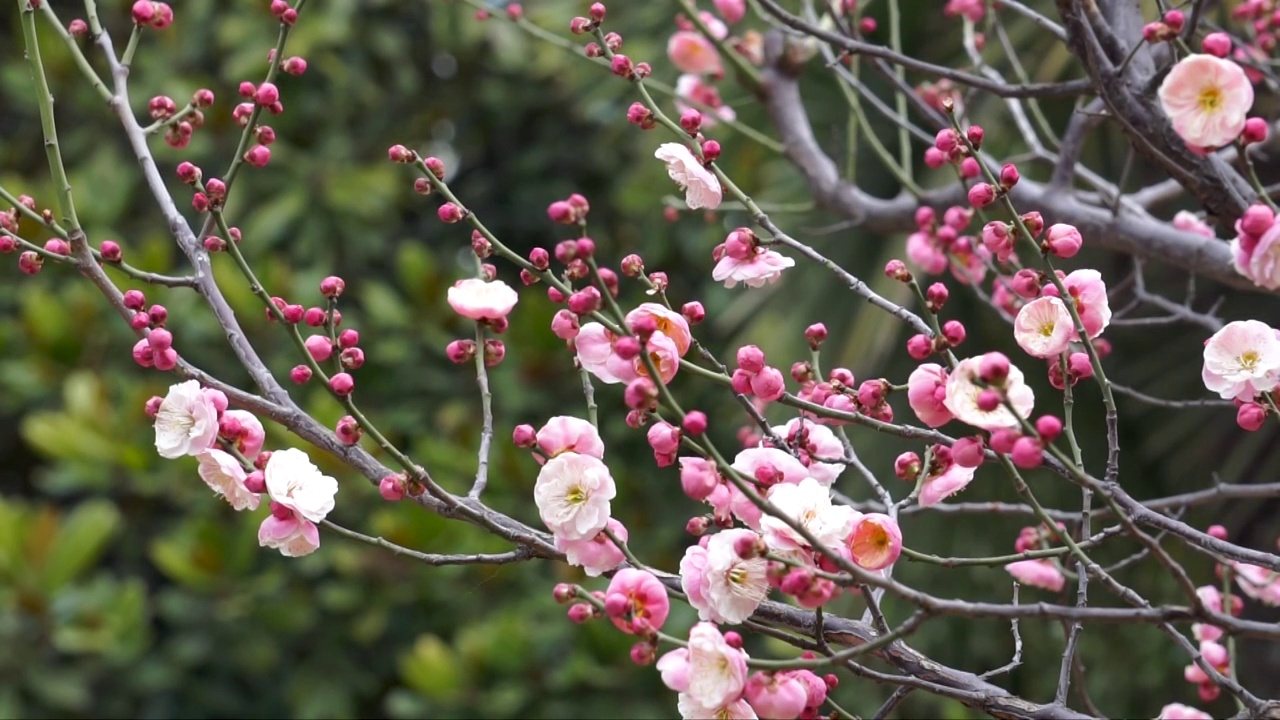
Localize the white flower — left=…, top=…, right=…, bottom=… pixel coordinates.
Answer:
left=943, top=356, right=1035, bottom=431
left=677, top=694, right=758, bottom=720
left=686, top=622, right=749, bottom=709
left=712, top=250, right=795, bottom=288
left=703, top=529, right=769, bottom=624
left=533, top=452, right=616, bottom=540
left=154, top=380, right=220, bottom=459
left=760, top=477, right=857, bottom=554
left=731, top=447, right=811, bottom=486
left=655, top=142, right=722, bottom=210
left=1202, top=319, right=1280, bottom=400
left=264, top=448, right=338, bottom=523
left=197, top=449, right=261, bottom=511
left=446, top=278, right=519, bottom=321
left=770, top=418, right=845, bottom=485
left=1013, top=296, right=1074, bottom=358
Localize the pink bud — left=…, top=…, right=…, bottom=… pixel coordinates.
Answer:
left=934, top=129, right=958, bottom=153
left=483, top=339, right=505, bottom=367
left=1163, top=9, right=1185, bottom=31
left=437, top=202, right=465, bottom=223
left=682, top=410, right=708, bottom=435
left=1011, top=268, right=1042, bottom=298
left=805, top=323, right=828, bottom=349
left=1243, top=117, right=1269, bottom=145
left=379, top=475, right=404, bottom=501
left=736, top=345, right=766, bottom=374
left=329, top=373, right=355, bottom=396
left=952, top=437, right=985, bottom=468
left=701, top=140, right=721, bottom=163
left=682, top=301, right=705, bottom=324
left=254, top=82, right=280, bottom=106
left=989, top=428, right=1020, bottom=454
left=942, top=320, right=966, bottom=346
left=1035, top=415, right=1063, bottom=442
left=290, top=365, right=312, bottom=384
left=979, top=352, right=1010, bottom=383
left=923, top=148, right=947, bottom=168
left=123, top=289, right=147, bottom=311
left=1010, top=437, right=1043, bottom=468
left=1044, top=223, right=1083, bottom=258
left=624, top=377, right=658, bottom=411
left=1207, top=524, right=1229, bottom=540
left=977, top=389, right=1002, bottom=412
left=1241, top=204, right=1276, bottom=237
left=1202, top=32, right=1232, bottom=58
left=906, top=333, right=933, bottom=360
left=610, top=54, right=633, bottom=78
left=339, top=347, right=365, bottom=370
left=387, top=144, right=414, bottom=163
left=967, top=125, right=985, bottom=149
left=567, top=287, right=601, bottom=316
left=885, top=259, right=912, bottom=282
left=968, top=182, right=997, bottom=208
left=959, top=157, right=980, bottom=179
left=680, top=109, right=702, bottom=134
left=999, top=163, right=1020, bottom=189
left=447, top=339, right=476, bottom=364
left=335, top=415, right=361, bottom=445
left=304, top=335, right=333, bottom=362
left=147, top=327, right=173, bottom=351
left=1237, top=402, right=1267, bottom=431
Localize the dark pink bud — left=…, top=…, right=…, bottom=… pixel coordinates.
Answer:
left=1020, top=211, right=1044, bottom=238
left=244, top=144, right=271, bottom=167
left=805, top=323, right=828, bottom=349
left=1202, top=32, right=1232, bottom=57
left=280, top=304, right=303, bottom=324
left=336, top=415, right=362, bottom=445
left=303, top=307, right=327, bottom=327
left=1163, top=9, right=1185, bottom=31
left=679, top=302, right=705, bottom=325
left=446, top=339, right=476, bottom=364
left=1237, top=402, right=1267, bottom=431
left=885, top=259, right=912, bottom=282
left=1067, top=352, right=1093, bottom=380
left=290, top=365, right=312, bottom=384
left=934, top=129, right=958, bottom=153
left=682, top=410, right=708, bottom=435
left=894, top=452, right=921, bottom=480
left=1243, top=117, right=1269, bottom=145
left=546, top=201, right=575, bottom=224
left=1012, top=269, right=1042, bottom=298
left=130, top=312, right=151, bottom=330
left=319, top=275, right=345, bottom=299
left=304, top=335, right=333, bottom=362
left=1207, top=524, right=1229, bottom=540
left=624, top=377, right=658, bottom=411
left=737, top=345, right=766, bottom=374
left=512, top=424, right=537, bottom=448
left=610, top=54, right=633, bottom=78
left=942, top=320, right=966, bottom=346
left=1010, top=437, right=1043, bottom=468
left=613, top=336, right=641, bottom=360
left=968, top=182, right=997, bottom=208
left=568, top=287, right=601, bottom=316
left=999, top=163, right=1020, bottom=189
left=282, top=56, right=308, bottom=75
left=99, top=240, right=122, bottom=262
left=329, top=373, right=355, bottom=396
left=979, top=352, right=1010, bottom=383
left=701, top=140, right=721, bottom=163
left=339, top=347, right=365, bottom=370
left=379, top=475, right=404, bottom=501
left=952, top=437, right=985, bottom=468
left=589, top=2, right=606, bottom=21
left=123, top=289, right=147, bottom=311
left=1044, top=223, right=1082, bottom=258
left=680, top=109, right=702, bottom=134
left=254, top=82, right=279, bottom=106
left=925, top=282, right=949, bottom=312
left=1241, top=204, right=1276, bottom=237
left=989, top=428, right=1020, bottom=454
left=906, top=333, right=933, bottom=360
left=959, top=157, right=980, bottom=179
left=977, top=389, right=1002, bottom=412
left=437, top=202, right=465, bottom=223
left=387, top=144, right=414, bottom=163
left=966, top=125, right=984, bottom=149
left=1035, top=415, right=1063, bottom=442
left=144, top=395, right=164, bottom=418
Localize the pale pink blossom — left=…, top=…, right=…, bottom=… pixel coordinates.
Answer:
left=223, top=409, right=265, bottom=460
left=575, top=323, right=640, bottom=384
left=533, top=452, right=616, bottom=540
left=918, top=462, right=977, bottom=506
left=667, top=31, right=723, bottom=75
left=770, top=418, right=845, bottom=485
left=675, top=74, right=736, bottom=128
left=728, top=482, right=764, bottom=530
left=446, top=278, right=519, bottom=321
left=906, top=363, right=953, bottom=428
left=658, top=622, right=750, bottom=709
left=536, top=415, right=605, bottom=460
left=698, top=11, right=730, bottom=40
left=656, top=143, right=722, bottom=210
left=949, top=241, right=990, bottom=286
left=743, top=672, right=807, bottom=720
left=556, top=518, right=626, bottom=576
left=677, top=695, right=758, bottom=720
left=1233, top=561, right=1280, bottom=605
left=731, top=447, right=812, bottom=487
left=153, top=380, right=220, bottom=459
left=714, top=0, right=747, bottom=24
left=1232, top=220, right=1280, bottom=289
left=712, top=249, right=795, bottom=288
left=1158, top=703, right=1213, bottom=720
left=944, top=356, right=1035, bottom=430
left=1014, top=296, right=1074, bottom=358
left=1058, top=269, right=1111, bottom=340
left=258, top=508, right=321, bottom=557
left=1202, top=319, right=1280, bottom=400
left=905, top=232, right=948, bottom=275
left=848, top=513, right=902, bottom=571
left=196, top=449, right=261, bottom=511
left=945, top=0, right=986, bottom=23
left=1004, top=559, right=1066, bottom=591
left=761, top=477, right=858, bottom=554
left=1193, top=622, right=1224, bottom=644
left=698, top=529, right=769, bottom=624
left=1173, top=211, right=1215, bottom=238
left=1158, top=54, right=1254, bottom=149
left=264, top=448, right=338, bottom=523
left=627, top=302, right=692, bottom=356
left=635, top=331, right=682, bottom=384
left=605, top=568, right=670, bottom=634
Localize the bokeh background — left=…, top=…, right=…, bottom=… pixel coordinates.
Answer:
left=1, top=1, right=1278, bottom=718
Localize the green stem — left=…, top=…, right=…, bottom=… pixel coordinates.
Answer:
left=19, top=2, right=82, bottom=234
left=37, top=2, right=112, bottom=102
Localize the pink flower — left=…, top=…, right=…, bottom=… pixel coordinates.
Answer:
left=848, top=513, right=902, bottom=570
left=770, top=418, right=846, bottom=485
left=714, top=0, right=747, bottom=24
left=944, top=0, right=986, bottom=22
left=223, top=409, right=265, bottom=460
left=555, top=519, right=626, bottom=576
left=1233, top=561, right=1280, bottom=605
left=1173, top=211, right=1215, bottom=238
left=906, top=363, right=953, bottom=428
left=1004, top=559, right=1066, bottom=591
left=677, top=695, right=758, bottom=720
left=1014, top=296, right=1074, bottom=358
left=692, top=529, right=769, bottom=624
left=196, top=449, right=261, bottom=511
left=680, top=456, right=721, bottom=501
left=575, top=323, right=640, bottom=384
left=744, top=672, right=807, bottom=720
left=667, top=31, right=722, bottom=75
left=536, top=415, right=605, bottom=460
left=944, top=356, right=1035, bottom=430
left=918, top=462, right=976, bottom=506
left=446, top=278, right=519, bottom=321
left=635, top=331, right=682, bottom=384
left=727, top=483, right=764, bottom=529
left=658, top=622, right=749, bottom=709
left=264, top=448, right=338, bottom=523
left=153, top=380, right=220, bottom=459
left=905, top=231, right=948, bottom=274
left=656, top=142, right=722, bottom=210
left=1158, top=703, right=1213, bottom=720
left=675, top=74, right=736, bottom=128
left=627, top=302, right=692, bottom=356
left=605, top=568, right=671, bottom=634
left=1055, top=269, right=1111, bottom=339
left=258, top=507, right=321, bottom=557
left=534, top=452, right=616, bottom=540
left=731, top=447, right=811, bottom=486
left=761, top=478, right=858, bottom=554
left=1158, top=54, right=1254, bottom=149
left=712, top=249, right=795, bottom=288
left=1202, top=319, right=1280, bottom=400
left=1231, top=219, right=1280, bottom=289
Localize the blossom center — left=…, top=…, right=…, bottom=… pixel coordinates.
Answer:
left=1239, top=350, right=1261, bottom=372
left=1197, top=87, right=1222, bottom=112
left=1037, top=321, right=1057, bottom=337
left=564, top=484, right=587, bottom=506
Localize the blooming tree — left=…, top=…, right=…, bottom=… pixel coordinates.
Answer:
left=9, top=0, right=1280, bottom=718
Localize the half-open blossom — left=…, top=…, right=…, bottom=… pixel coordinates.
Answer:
left=667, top=31, right=722, bottom=75
left=1232, top=219, right=1280, bottom=290
left=1158, top=704, right=1213, bottom=720
left=1202, top=319, right=1280, bottom=400
left=944, top=356, right=1035, bottom=430
left=1004, top=559, right=1065, bottom=591
left=848, top=513, right=902, bottom=570
left=635, top=331, right=682, bottom=383
left=446, top=278, right=518, bottom=321
left=700, top=529, right=769, bottom=624
left=732, top=447, right=812, bottom=487
left=918, top=462, right=977, bottom=506
left=154, top=379, right=220, bottom=459
left=534, top=452, right=616, bottom=540
left=264, top=448, right=338, bottom=523
left=258, top=508, right=321, bottom=557
left=677, top=695, right=757, bottom=720
left=906, top=363, right=953, bottom=427
left=196, top=449, right=261, bottom=511
left=1233, top=562, right=1280, bottom=605
left=655, top=143, right=722, bottom=210
left=536, top=415, right=605, bottom=460
left=626, top=302, right=692, bottom=356
left=712, top=249, right=795, bottom=288
left=744, top=672, right=807, bottom=720
left=760, top=477, right=858, bottom=554
left=223, top=409, right=265, bottom=460
left=605, top=568, right=671, bottom=634
left=1059, top=269, right=1111, bottom=339
left=658, top=622, right=750, bottom=709
left=1014, top=296, right=1074, bottom=358
left=1158, top=54, right=1253, bottom=149
left=576, top=323, right=640, bottom=384
left=556, top=518, right=626, bottom=576
left=770, top=418, right=845, bottom=485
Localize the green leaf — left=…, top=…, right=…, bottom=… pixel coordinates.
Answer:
left=39, top=501, right=120, bottom=593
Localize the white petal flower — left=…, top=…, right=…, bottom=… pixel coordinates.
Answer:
left=1013, top=296, right=1074, bottom=358
left=655, top=143, right=722, bottom=210
left=686, top=622, right=749, bottom=709
left=197, top=449, right=261, bottom=511
left=1202, top=319, right=1280, bottom=400
left=943, top=356, right=1035, bottom=431
left=533, top=452, right=616, bottom=540
left=154, top=380, right=220, bottom=459
left=677, top=694, right=758, bottom=720
left=760, top=477, right=857, bottom=554
left=264, top=448, right=338, bottom=523
left=703, top=529, right=769, bottom=624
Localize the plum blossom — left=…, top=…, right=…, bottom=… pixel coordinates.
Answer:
left=1057, top=269, right=1111, bottom=340
left=944, top=356, right=1035, bottom=430
left=154, top=379, right=220, bottom=459
left=769, top=418, right=845, bottom=485
left=534, top=452, right=616, bottom=540
left=667, top=31, right=723, bottom=75
left=655, top=143, right=722, bottom=210
left=605, top=568, right=670, bottom=634
left=576, top=323, right=640, bottom=384
left=1158, top=704, right=1213, bottom=720
left=1173, top=211, right=1215, bottom=238
left=658, top=622, right=750, bottom=709
left=222, top=409, right=265, bottom=460
left=731, top=447, right=811, bottom=487
left=446, top=278, right=519, bottom=321
left=264, top=448, right=338, bottom=523
left=918, top=461, right=977, bottom=507
left=258, top=506, right=321, bottom=557
left=1158, top=54, right=1253, bottom=149
left=683, top=529, right=769, bottom=624
left=675, top=74, right=736, bottom=128
left=626, top=302, right=693, bottom=356
left=1231, top=220, right=1280, bottom=290
left=1233, top=562, right=1280, bottom=605
left=743, top=672, right=807, bottom=720
left=1013, top=296, right=1074, bottom=358
left=1202, top=319, right=1280, bottom=400
left=760, top=477, right=858, bottom=554
left=1004, top=559, right=1066, bottom=591
left=196, top=449, right=261, bottom=511
left=906, top=363, right=953, bottom=428
left=848, top=513, right=903, bottom=571
left=536, top=415, right=605, bottom=460
left=556, top=519, right=626, bottom=576
left=676, top=695, right=757, bottom=720
left=712, top=249, right=795, bottom=289
left=635, top=331, right=683, bottom=383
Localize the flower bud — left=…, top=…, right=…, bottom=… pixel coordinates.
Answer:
left=968, top=182, right=997, bottom=208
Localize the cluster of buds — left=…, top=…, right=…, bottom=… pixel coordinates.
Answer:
left=547, top=193, right=591, bottom=226
left=730, top=345, right=786, bottom=402
left=923, top=126, right=982, bottom=177
left=125, top=289, right=179, bottom=371
left=269, top=0, right=300, bottom=25
left=569, top=2, right=607, bottom=35
left=149, top=89, right=213, bottom=149
left=1141, top=9, right=1184, bottom=43
left=794, top=366, right=894, bottom=423
left=131, top=1, right=174, bottom=29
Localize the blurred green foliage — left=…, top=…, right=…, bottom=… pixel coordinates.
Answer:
left=1, top=1, right=1277, bottom=718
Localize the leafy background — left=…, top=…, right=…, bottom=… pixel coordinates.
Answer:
left=0, top=0, right=1277, bottom=718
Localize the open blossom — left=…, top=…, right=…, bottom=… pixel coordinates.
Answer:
left=446, top=278, right=518, bottom=321
left=576, top=323, right=640, bottom=384
left=906, top=363, right=953, bottom=428
left=760, top=477, right=858, bottom=554
left=848, top=513, right=902, bottom=571
left=1004, top=559, right=1066, bottom=591
left=264, top=448, right=338, bottom=523
left=223, top=409, right=265, bottom=459
left=1158, top=704, right=1213, bottom=720
left=626, top=302, right=692, bottom=356
left=686, top=529, right=769, bottom=624
left=1014, top=296, right=1074, bottom=358
left=556, top=518, right=626, bottom=576
left=1058, top=269, right=1111, bottom=339
left=712, top=249, right=795, bottom=288
left=258, top=508, right=321, bottom=557
left=658, top=623, right=750, bottom=709
left=905, top=232, right=948, bottom=275
left=154, top=380, right=220, bottom=459
left=944, top=357, right=1035, bottom=430
left=1233, top=562, right=1280, bottom=605
left=677, top=695, right=757, bottom=720
left=918, top=462, right=977, bottom=506
left=1232, top=220, right=1280, bottom=289
left=655, top=143, right=722, bottom=210
left=605, top=568, right=670, bottom=634
left=667, top=31, right=722, bottom=75
left=1202, top=319, right=1280, bottom=400
left=536, top=415, right=605, bottom=460
left=1158, top=54, right=1253, bottom=149
left=1173, top=211, right=1215, bottom=238
left=675, top=74, right=736, bottom=128
left=635, top=331, right=682, bottom=383
left=196, top=449, right=261, bottom=511
left=770, top=418, right=845, bottom=485
left=534, top=452, right=616, bottom=540
left=732, top=447, right=812, bottom=487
